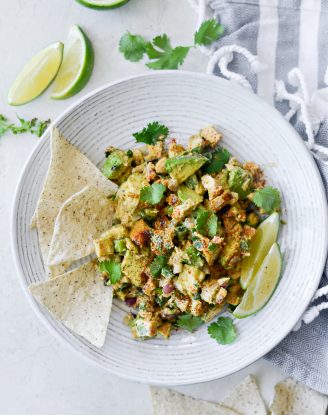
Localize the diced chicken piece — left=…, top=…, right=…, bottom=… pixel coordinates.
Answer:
left=145, top=162, right=157, bottom=182
left=168, top=139, right=185, bottom=158
left=225, top=203, right=247, bottom=222
left=134, top=319, right=158, bottom=338
left=200, top=126, right=222, bottom=148
left=226, top=292, right=241, bottom=306
left=143, top=277, right=157, bottom=296
left=200, top=279, right=221, bottom=304
left=243, top=161, right=265, bottom=188
left=121, top=249, right=149, bottom=287
left=242, top=225, right=256, bottom=240
left=155, top=157, right=167, bottom=174
left=174, top=295, right=190, bottom=312
left=188, top=134, right=206, bottom=150
left=172, top=200, right=199, bottom=222
left=193, top=232, right=224, bottom=266
left=210, top=190, right=239, bottom=211
left=150, top=228, right=175, bottom=255
left=130, top=219, right=151, bottom=248
left=189, top=299, right=204, bottom=316
left=174, top=264, right=206, bottom=297
left=216, top=287, right=228, bottom=304
left=154, top=215, right=170, bottom=230
left=168, top=247, right=189, bottom=274
left=145, top=141, right=164, bottom=161
left=166, top=193, right=179, bottom=206
left=132, top=148, right=144, bottom=165
left=201, top=175, right=223, bottom=200
left=158, top=322, right=172, bottom=339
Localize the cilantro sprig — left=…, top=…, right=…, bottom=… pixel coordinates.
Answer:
left=140, top=182, right=166, bottom=205
left=203, top=147, right=230, bottom=174
left=99, top=260, right=122, bottom=285
left=252, top=186, right=281, bottom=213
left=208, top=316, right=237, bottom=345
left=119, top=19, right=224, bottom=70
left=176, top=314, right=204, bottom=333
left=133, top=121, right=169, bottom=145
left=150, top=255, right=167, bottom=277
left=0, top=114, right=50, bottom=138
left=195, top=208, right=218, bottom=238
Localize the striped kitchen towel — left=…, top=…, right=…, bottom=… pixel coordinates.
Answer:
left=189, top=0, right=328, bottom=394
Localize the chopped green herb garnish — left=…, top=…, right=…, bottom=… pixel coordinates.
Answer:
left=140, top=182, right=166, bottom=205
left=195, top=208, right=218, bottom=238
left=0, top=114, right=50, bottom=138
left=252, top=186, right=281, bottom=213
left=146, top=34, right=190, bottom=70
left=133, top=121, right=169, bottom=145
left=176, top=314, right=204, bottom=333
left=203, top=148, right=230, bottom=174
left=99, top=260, right=122, bottom=285
left=119, top=32, right=148, bottom=62
left=150, top=255, right=167, bottom=277
left=126, top=149, right=133, bottom=157
left=208, top=316, right=237, bottom=345
left=194, top=18, right=224, bottom=46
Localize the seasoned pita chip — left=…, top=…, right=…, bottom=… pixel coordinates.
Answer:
left=34, top=128, right=117, bottom=277
left=29, top=261, right=112, bottom=348
left=150, top=388, right=240, bottom=415
left=222, top=375, right=266, bottom=415
left=270, top=378, right=328, bottom=415
left=47, top=186, right=115, bottom=266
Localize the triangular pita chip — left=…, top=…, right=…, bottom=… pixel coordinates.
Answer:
left=47, top=185, right=115, bottom=266
left=29, top=261, right=113, bottom=348
left=150, top=388, right=240, bottom=415
left=34, top=127, right=117, bottom=277
left=270, top=378, right=328, bottom=415
left=222, top=375, right=266, bottom=415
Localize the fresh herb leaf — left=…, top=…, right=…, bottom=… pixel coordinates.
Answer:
left=252, top=186, right=281, bottom=213
left=0, top=114, right=50, bottom=138
left=119, top=32, right=148, bottom=62
left=99, top=260, right=122, bottom=285
left=140, top=182, right=166, bottom=205
left=194, top=18, right=224, bottom=46
left=150, top=255, right=167, bottom=277
left=133, top=121, right=169, bottom=145
left=203, top=147, right=230, bottom=174
left=147, top=45, right=190, bottom=70
left=208, top=316, right=237, bottom=345
left=185, top=246, right=204, bottom=268
left=195, top=208, right=218, bottom=237
left=176, top=314, right=204, bottom=333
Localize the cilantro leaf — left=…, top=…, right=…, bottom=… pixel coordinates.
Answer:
left=150, top=255, right=167, bottom=277
left=133, top=121, right=169, bottom=145
left=119, top=32, right=148, bottom=62
left=203, top=147, right=230, bottom=174
left=99, top=260, right=122, bottom=285
left=140, top=183, right=166, bottom=205
left=194, top=18, right=224, bottom=46
left=176, top=314, right=204, bottom=333
left=252, top=186, right=281, bottom=213
left=195, top=208, right=218, bottom=237
left=145, top=34, right=190, bottom=70
left=208, top=316, right=237, bottom=345
left=0, top=114, right=50, bottom=138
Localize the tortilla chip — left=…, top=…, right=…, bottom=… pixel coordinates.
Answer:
left=34, top=127, right=117, bottom=277
left=150, top=388, right=240, bottom=415
left=47, top=186, right=115, bottom=266
left=222, top=375, right=266, bottom=415
left=29, top=261, right=112, bottom=348
left=270, top=378, right=328, bottom=415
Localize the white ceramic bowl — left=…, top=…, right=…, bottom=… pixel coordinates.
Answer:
left=12, top=71, right=328, bottom=385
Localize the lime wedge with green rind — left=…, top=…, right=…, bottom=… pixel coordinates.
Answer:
left=75, top=0, right=130, bottom=9
left=240, top=212, right=280, bottom=289
left=233, top=242, right=282, bottom=318
left=51, top=25, right=94, bottom=100
left=8, top=42, right=63, bottom=106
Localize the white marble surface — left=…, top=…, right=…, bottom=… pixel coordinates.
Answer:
left=0, top=1, right=286, bottom=414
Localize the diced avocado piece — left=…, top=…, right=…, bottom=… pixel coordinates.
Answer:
left=115, top=173, right=148, bottom=225
left=134, top=319, right=157, bottom=338
left=175, top=224, right=189, bottom=242
left=102, top=149, right=131, bottom=180
left=177, top=185, right=203, bottom=205
left=140, top=208, right=159, bottom=222
left=228, top=166, right=253, bottom=199
left=165, top=154, right=208, bottom=184
left=114, top=239, right=126, bottom=253
left=121, top=248, right=149, bottom=287
left=94, top=225, right=128, bottom=258
left=174, top=264, right=206, bottom=297
left=184, top=246, right=204, bottom=268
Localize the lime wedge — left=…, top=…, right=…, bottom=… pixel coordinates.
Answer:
left=233, top=242, right=282, bottom=318
left=75, top=0, right=130, bottom=9
left=8, top=42, right=63, bottom=106
left=240, top=212, right=280, bottom=289
left=51, top=25, right=94, bottom=100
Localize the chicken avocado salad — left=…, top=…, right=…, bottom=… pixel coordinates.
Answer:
left=94, top=123, right=282, bottom=341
